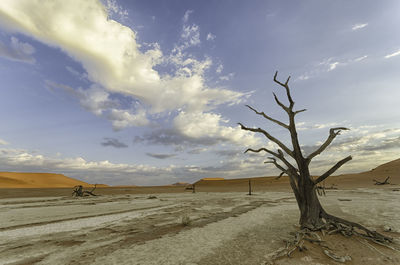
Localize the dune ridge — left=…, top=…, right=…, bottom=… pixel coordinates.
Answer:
left=1, top=158, right=399, bottom=189
left=0, top=172, right=94, bottom=188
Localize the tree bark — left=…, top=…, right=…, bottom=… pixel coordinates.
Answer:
left=296, top=177, right=325, bottom=229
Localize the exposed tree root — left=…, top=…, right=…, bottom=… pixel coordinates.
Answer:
left=72, top=184, right=98, bottom=197
left=373, top=176, right=391, bottom=185
left=263, top=216, right=396, bottom=265
left=321, top=212, right=392, bottom=243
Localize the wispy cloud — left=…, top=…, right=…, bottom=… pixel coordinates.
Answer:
left=328, top=61, right=340, bottom=71
left=183, top=10, right=193, bottom=23
left=352, top=23, right=368, bottom=31
left=146, top=153, right=176, bottom=159
left=206, top=33, right=216, bottom=41
left=216, top=64, right=223, bottom=73
left=297, top=122, right=340, bottom=131
left=353, top=55, right=368, bottom=62
left=65, top=66, right=88, bottom=81
left=104, top=0, right=129, bottom=21
left=384, top=49, right=400, bottom=59
left=101, top=138, right=128, bottom=148
left=45, top=81, right=149, bottom=130
left=297, top=54, right=369, bottom=81
left=219, top=73, right=235, bottom=81
left=0, top=37, right=35, bottom=64
left=0, top=138, right=9, bottom=145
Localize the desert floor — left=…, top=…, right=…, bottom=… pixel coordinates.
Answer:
left=1, top=186, right=399, bottom=265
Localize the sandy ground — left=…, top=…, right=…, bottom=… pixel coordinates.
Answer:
left=1, top=186, right=399, bottom=265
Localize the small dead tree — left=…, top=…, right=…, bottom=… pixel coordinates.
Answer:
left=373, top=176, right=390, bottom=185
left=239, top=71, right=391, bottom=244
left=248, top=179, right=252, bottom=195
left=72, top=184, right=98, bottom=197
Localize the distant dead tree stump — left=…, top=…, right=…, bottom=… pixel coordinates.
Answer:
left=248, top=179, right=252, bottom=195
left=316, top=182, right=338, bottom=196
left=72, top=184, right=98, bottom=197
left=373, top=176, right=390, bottom=185
left=185, top=184, right=196, bottom=193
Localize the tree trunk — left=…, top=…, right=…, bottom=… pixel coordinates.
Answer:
left=295, top=174, right=325, bottom=230
left=248, top=179, right=252, bottom=195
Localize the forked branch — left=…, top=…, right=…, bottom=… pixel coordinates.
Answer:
left=264, top=157, right=289, bottom=175
left=307, top=127, right=349, bottom=162
left=245, top=148, right=298, bottom=175
left=245, top=104, right=289, bottom=129
left=273, top=93, right=290, bottom=113
left=314, top=156, right=352, bottom=184
left=273, top=71, right=294, bottom=108
left=239, top=123, right=294, bottom=157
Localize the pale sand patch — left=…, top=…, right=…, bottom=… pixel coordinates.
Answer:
left=0, top=190, right=399, bottom=265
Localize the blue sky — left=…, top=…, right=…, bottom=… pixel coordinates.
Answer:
left=0, top=0, right=399, bottom=185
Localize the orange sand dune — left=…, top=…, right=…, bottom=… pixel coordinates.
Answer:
left=325, top=158, right=400, bottom=188
left=0, top=172, right=96, bottom=188
left=196, top=158, right=400, bottom=191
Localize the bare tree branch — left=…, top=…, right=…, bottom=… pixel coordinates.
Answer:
left=245, top=104, right=289, bottom=129
left=276, top=171, right=285, bottom=179
left=245, top=147, right=279, bottom=157
left=246, top=148, right=298, bottom=175
left=264, top=157, right=288, bottom=174
left=273, top=71, right=294, bottom=108
left=264, top=157, right=300, bottom=196
left=306, top=127, right=350, bottom=162
left=294, top=109, right=307, bottom=115
left=314, top=156, right=352, bottom=184
left=239, top=123, right=294, bottom=157
left=273, top=93, right=289, bottom=112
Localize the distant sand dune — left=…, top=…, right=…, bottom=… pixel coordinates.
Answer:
left=1, top=158, right=398, bottom=190
left=0, top=172, right=96, bottom=188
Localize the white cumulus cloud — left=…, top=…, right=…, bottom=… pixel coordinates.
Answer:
left=0, top=0, right=240, bottom=115
left=0, top=0, right=259, bottom=145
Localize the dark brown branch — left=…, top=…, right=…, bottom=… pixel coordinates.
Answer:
left=273, top=71, right=294, bottom=108
left=273, top=93, right=289, bottom=112
left=307, top=127, right=349, bottom=162
left=239, top=123, right=294, bottom=157
left=294, top=109, right=307, bottom=115
left=245, top=104, right=289, bottom=129
left=245, top=147, right=279, bottom=157
left=245, top=148, right=299, bottom=175
left=314, top=156, right=352, bottom=184
left=373, top=176, right=390, bottom=185
left=276, top=171, right=285, bottom=179
left=245, top=147, right=298, bottom=176
left=264, top=157, right=288, bottom=174
left=264, top=157, right=300, bottom=196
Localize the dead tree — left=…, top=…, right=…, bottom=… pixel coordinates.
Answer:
left=248, top=179, right=252, bottom=195
left=239, top=71, right=391, bottom=244
left=72, top=184, right=98, bottom=197
left=373, top=176, right=390, bottom=185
